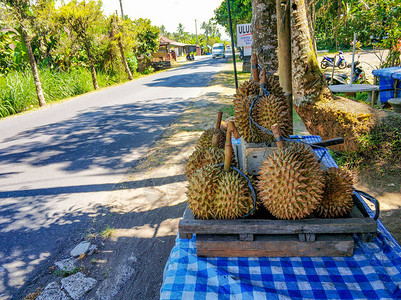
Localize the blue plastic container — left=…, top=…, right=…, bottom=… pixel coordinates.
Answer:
left=372, top=67, right=401, bottom=103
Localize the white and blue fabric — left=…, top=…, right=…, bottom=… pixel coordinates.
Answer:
left=160, top=136, right=401, bottom=299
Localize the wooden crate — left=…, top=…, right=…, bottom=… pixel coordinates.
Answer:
left=178, top=195, right=377, bottom=257
left=235, top=138, right=277, bottom=175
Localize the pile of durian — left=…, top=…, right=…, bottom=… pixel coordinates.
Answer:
left=185, top=61, right=354, bottom=221
left=186, top=119, right=255, bottom=219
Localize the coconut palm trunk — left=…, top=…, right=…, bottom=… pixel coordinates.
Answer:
left=21, top=28, right=46, bottom=107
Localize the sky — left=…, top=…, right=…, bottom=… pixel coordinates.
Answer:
left=101, top=0, right=229, bottom=40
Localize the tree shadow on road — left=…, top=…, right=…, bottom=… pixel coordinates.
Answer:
left=0, top=100, right=188, bottom=173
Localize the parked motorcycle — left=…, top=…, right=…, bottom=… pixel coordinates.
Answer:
left=324, top=57, right=366, bottom=85
left=321, top=51, right=347, bottom=69
left=186, top=52, right=195, bottom=61
left=349, top=61, right=366, bottom=84
left=323, top=73, right=349, bottom=85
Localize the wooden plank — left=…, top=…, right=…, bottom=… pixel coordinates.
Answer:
left=196, top=234, right=354, bottom=257
left=179, top=207, right=377, bottom=236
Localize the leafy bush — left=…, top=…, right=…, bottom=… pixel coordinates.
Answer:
left=126, top=52, right=138, bottom=73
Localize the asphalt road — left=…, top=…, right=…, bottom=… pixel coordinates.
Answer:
left=0, top=55, right=227, bottom=298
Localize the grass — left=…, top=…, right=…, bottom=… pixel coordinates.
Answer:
left=0, top=67, right=137, bottom=119
left=100, top=225, right=115, bottom=239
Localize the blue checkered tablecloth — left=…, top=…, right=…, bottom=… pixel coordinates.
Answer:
left=160, top=136, right=401, bottom=299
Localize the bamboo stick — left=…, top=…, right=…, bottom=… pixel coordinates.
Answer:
left=251, top=53, right=260, bottom=83
left=271, top=123, right=285, bottom=149
left=224, top=121, right=235, bottom=172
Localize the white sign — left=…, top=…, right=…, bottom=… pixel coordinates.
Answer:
left=244, top=46, right=252, bottom=56
left=237, top=23, right=252, bottom=47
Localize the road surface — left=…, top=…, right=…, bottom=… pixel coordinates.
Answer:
left=0, top=56, right=227, bottom=298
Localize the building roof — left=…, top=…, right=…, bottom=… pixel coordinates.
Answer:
left=159, top=36, right=194, bottom=47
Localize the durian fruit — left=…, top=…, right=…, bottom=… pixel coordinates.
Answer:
left=195, top=128, right=226, bottom=150
left=233, top=80, right=263, bottom=143
left=187, top=164, right=221, bottom=219
left=257, top=142, right=324, bottom=220
left=255, top=94, right=292, bottom=144
left=266, top=75, right=285, bottom=99
left=237, top=80, right=260, bottom=97
left=316, top=168, right=354, bottom=218
left=186, top=121, right=255, bottom=219
left=233, top=94, right=265, bottom=143
left=185, top=147, right=225, bottom=179
left=212, top=168, right=254, bottom=219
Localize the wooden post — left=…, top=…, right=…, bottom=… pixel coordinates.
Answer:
left=271, top=123, right=285, bottom=149
left=276, top=0, right=293, bottom=134
left=212, top=111, right=223, bottom=148
left=215, top=111, right=223, bottom=129
left=251, top=53, right=260, bottom=83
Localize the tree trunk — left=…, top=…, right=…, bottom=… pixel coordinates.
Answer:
left=112, top=15, right=133, bottom=80
left=276, top=0, right=293, bottom=133
left=290, top=0, right=329, bottom=108
left=251, top=0, right=278, bottom=75
left=118, top=38, right=133, bottom=80
left=84, top=43, right=99, bottom=90
left=21, top=28, right=46, bottom=107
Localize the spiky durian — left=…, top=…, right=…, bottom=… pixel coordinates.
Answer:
left=255, top=94, right=292, bottom=144
left=212, top=170, right=254, bottom=219
left=316, top=168, right=354, bottom=218
left=257, top=143, right=324, bottom=220
left=187, top=164, right=222, bottom=219
left=185, top=148, right=225, bottom=179
left=195, top=128, right=226, bottom=150
left=233, top=94, right=265, bottom=143
left=266, top=75, right=285, bottom=99
left=237, top=80, right=260, bottom=97
left=186, top=165, right=255, bottom=219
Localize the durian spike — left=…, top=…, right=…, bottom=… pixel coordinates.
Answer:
left=251, top=53, right=259, bottom=83
left=224, top=121, right=235, bottom=172
left=212, top=111, right=223, bottom=148
left=271, top=123, right=285, bottom=149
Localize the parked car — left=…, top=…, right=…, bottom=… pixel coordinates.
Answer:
left=212, top=43, right=225, bottom=59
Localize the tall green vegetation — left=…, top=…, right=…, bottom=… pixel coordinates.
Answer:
left=214, top=0, right=252, bottom=41
left=1, top=0, right=46, bottom=107
left=0, top=0, right=160, bottom=118
left=56, top=0, right=104, bottom=89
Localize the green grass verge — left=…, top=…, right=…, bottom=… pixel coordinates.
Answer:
left=0, top=67, right=138, bottom=118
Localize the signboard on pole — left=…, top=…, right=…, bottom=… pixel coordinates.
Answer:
left=237, top=23, right=252, bottom=47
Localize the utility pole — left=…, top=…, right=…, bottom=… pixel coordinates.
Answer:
left=195, top=19, right=198, bottom=45
left=226, top=0, right=238, bottom=90
left=119, top=0, right=124, bottom=20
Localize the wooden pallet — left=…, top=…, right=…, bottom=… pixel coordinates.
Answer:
left=178, top=195, right=377, bottom=257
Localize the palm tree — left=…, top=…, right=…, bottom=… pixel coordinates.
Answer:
left=3, top=0, right=46, bottom=107
left=201, top=21, right=212, bottom=46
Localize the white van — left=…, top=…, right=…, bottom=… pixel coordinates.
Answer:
left=212, top=43, right=225, bottom=59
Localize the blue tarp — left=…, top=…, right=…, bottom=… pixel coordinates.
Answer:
left=372, top=67, right=401, bottom=103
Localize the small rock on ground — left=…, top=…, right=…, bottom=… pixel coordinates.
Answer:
left=55, top=258, right=77, bottom=272
left=87, top=244, right=98, bottom=256
left=70, top=241, right=91, bottom=257
left=37, top=282, right=70, bottom=300
left=61, top=272, right=97, bottom=300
